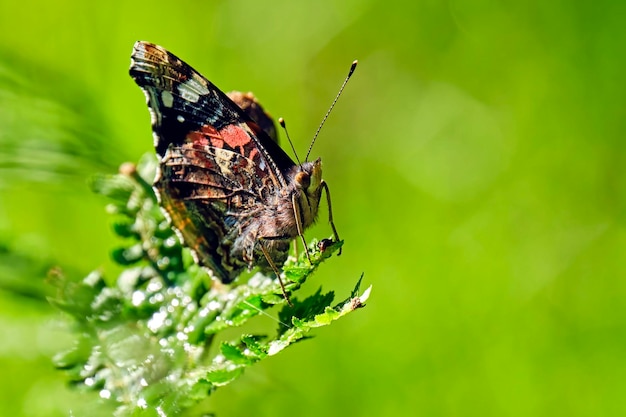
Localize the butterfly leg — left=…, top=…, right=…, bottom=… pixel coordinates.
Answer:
left=291, top=193, right=313, bottom=264
left=258, top=237, right=293, bottom=307
left=320, top=180, right=341, bottom=255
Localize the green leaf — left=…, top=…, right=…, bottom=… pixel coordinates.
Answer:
left=220, top=342, right=250, bottom=365
left=241, top=335, right=267, bottom=358
left=205, top=368, right=244, bottom=385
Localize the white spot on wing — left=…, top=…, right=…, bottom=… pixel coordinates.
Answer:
left=214, top=148, right=234, bottom=176
left=178, top=88, right=199, bottom=103
left=190, top=75, right=210, bottom=94
left=161, top=91, right=174, bottom=108
left=178, top=77, right=210, bottom=103
left=177, top=115, right=185, bottom=123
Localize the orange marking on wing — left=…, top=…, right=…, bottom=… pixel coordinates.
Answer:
left=187, top=130, right=209, bottom=146
left=220, top=125, right=251, bottom=154
left=248, top=148, right=258, bottom=163
left=187, top=125, right=224, bottom=148
left=201, top=125, right=224, bottom=148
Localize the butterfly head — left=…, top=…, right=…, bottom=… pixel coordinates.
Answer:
left=294, top=157, right=323, bottom=196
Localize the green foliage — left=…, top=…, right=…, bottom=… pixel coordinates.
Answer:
left=3, top=1, right=625, bottom=416
left=49, top=155, right=369, bottom=416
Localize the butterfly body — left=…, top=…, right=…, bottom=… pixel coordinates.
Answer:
left=129, top=41, right=335, bottom=284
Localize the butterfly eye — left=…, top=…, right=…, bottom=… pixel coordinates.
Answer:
left=295, top=171, right=311, bottom=189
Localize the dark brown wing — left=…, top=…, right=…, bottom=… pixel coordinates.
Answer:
left=129, top=41, right=295, bottom=282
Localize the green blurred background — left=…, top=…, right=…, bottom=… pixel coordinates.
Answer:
left=1, top=0, right=625, bottom=416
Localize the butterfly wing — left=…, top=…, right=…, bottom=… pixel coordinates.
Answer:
left=129, top=41, right=296, bottom=282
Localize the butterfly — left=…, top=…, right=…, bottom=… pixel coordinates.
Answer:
left=129, top=41, right=351, bottom=301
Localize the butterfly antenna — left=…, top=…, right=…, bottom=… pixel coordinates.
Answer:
left=305, top=60, right=358, bottom=162
left=279, top=117, right=302, bottom=166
